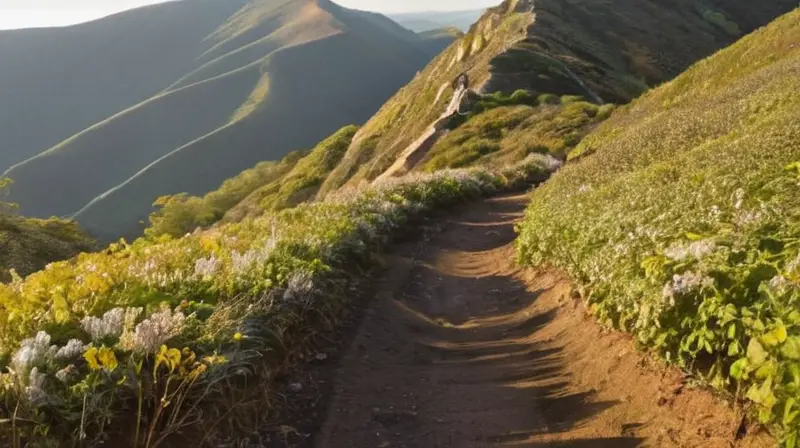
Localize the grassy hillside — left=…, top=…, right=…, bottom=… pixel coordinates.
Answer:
left=0, top=0, right=249, bottom=172
left=518, top=9, right=800, bottom=442
left=0, top=153, right=557, bottom=446
left=0, top=216, right=95, bottom=282
left=389, top=9, right=485, bottom=32
left=224, top=125, right=358, bottom=221
left=419, top=93, right=614, bottom=171
left=321, top=0, right=795, bottom=195
left=142, top=125, right=356, bottom=238
left=1, top=0, right=443, bottom=240
left=0, top=179, right=94, bottom=281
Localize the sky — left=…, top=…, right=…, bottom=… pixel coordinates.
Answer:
left=0, top=0, right=498, bottom=30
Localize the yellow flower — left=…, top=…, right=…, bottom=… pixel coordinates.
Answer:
left=83, top=346, right=118, bottom=372
left=155, top=345, right=182, bottom=373
left=84, top=347, right=101, bottom=371
left=98, top=347, right=118, bottom=372
left=233, top=332, right=243, bottom=342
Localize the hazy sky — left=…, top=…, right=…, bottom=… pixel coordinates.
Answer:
left=0, top=0, right=498, bottom=30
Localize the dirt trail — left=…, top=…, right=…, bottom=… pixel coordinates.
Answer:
left=312, top=193, right=772, bottom=447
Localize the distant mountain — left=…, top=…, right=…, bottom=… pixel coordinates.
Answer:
left=389, top=9, right=485, bottom=32
left=0, top=0, right=452, bottom=240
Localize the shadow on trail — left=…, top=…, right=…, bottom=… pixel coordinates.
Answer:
left=314, top=194, right=645, bottom=447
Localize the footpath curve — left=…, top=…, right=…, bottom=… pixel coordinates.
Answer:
left=310, top=193, right=772, bottom=447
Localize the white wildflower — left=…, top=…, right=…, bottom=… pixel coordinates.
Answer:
left=662, top=271, right=714, bottom=299
left=733, top=188, right=745, bottom=210
left=735, top=210, right=763, bottom=227
left=55, top=365, right=76, bottom=383
left=123, top=307, right=186, bottom=354
left=283, top=270, right=315, bottom=304
left=578, top=184, right=591, bottom=193
left=55, top=339, right=85, bottom=361
left=11, top=331, right=56, bottom=378
left=194, top=254, right=220, bottom=280
left=81, top=308, right=125, bottom=342
left=768, top=275, right=790, bottom=296
left=664, top=239, right=716, bottom=261
left=25, top=367, right=47, bottom=405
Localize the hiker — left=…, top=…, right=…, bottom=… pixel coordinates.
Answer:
left=452, top=72, right=469, bottom=90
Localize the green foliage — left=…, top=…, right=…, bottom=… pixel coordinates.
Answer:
left=0, top=178, right=94, bottom=281
left=144, top=152, right=305, bottom=238
left=224, top=125, right=358, bottom=221
left=424, top=99, right=614, bottom=171
left=517, top=10, right=800, bottom=442
left=0, top=154, right=559, bottom=446
left=538, top=93, right=560, bottom=105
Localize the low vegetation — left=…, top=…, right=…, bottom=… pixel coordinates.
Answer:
left=517, top=10, right=800, bottom=443
left=0, top=154, right=559, bottom=446
left=0, top=179, right=94, bottom=282
left=422, top=95, right=613, bottom=171
left=223, top=125, right=358, bottom=222
left=146, top=125, right=357, bottom=239
left=145, top=153, right=304, bottom=239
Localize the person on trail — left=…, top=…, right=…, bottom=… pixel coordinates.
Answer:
left=452, top=72, right=469, bottom=90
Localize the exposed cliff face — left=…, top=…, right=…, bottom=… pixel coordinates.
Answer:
left=319, top=0, right=796, bottom=194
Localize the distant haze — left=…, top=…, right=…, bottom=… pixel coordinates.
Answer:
left=0, top=0, right=498, bottom=30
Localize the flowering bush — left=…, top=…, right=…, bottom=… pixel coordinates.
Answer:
left=0, top=155, right=557, bottom=446
left=518, top=11, right=800, bottom=445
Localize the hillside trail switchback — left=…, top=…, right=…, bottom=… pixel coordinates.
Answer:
left=311, top=193, right=772, bottom=447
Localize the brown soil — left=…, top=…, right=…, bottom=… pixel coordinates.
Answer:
left=309, top=193, right=774, bottom=447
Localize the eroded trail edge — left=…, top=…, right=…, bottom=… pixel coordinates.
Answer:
left=313, top=193, right=771, bottom=447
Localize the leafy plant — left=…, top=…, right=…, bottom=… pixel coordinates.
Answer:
left=517, top=10, right=800, bottom=443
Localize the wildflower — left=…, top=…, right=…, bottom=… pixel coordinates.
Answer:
left=767, top=275, right=791, bottom=296
left=735, top=210, right=763, bottom=227
left=11, top=331, right=56, bottom=378
left=25, top=367, right=47, bottom=405
left=733, top=188, right=745, bottom=210
left=194, top=254, right=220, bottom=280
left=578, top=184, right=591, bottom=193
left=55, top=365, right=76, bottom=383
left=123, top=307, right=186, bottom=354
left=664, top=239, right=716, bottom=261
left=283, top=270, right=315, bottom=304
left=233, top=332, right=243, bottom=342
left=662, top=271, right=714, bottom=299
left=55, top=339, right=86, bottom=361
left=81, top=308, right=126, bottom=342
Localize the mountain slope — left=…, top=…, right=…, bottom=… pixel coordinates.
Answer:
left=518, top=8, right=800, bottom=439
left=0, top=216, right=95, bottom=281
left=320, top=0, right=796, bottom=196
left=0, top=0, right=445, bottom=240
left=0, top=0, right=249, bottom=171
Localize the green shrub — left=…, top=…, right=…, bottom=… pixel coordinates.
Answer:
left=518, top=11, right=800, bottom=443
left=538, top=93, right=561, bottom=105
